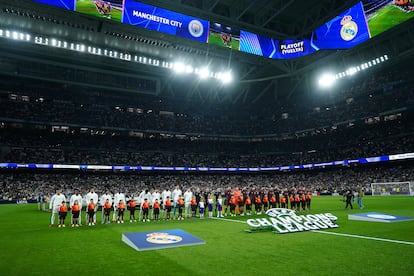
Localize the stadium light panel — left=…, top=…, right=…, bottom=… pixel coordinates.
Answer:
left=5, top=30, right=10, bottom=38
left=348, top=67, right=357, bottom=75
left=12, top=31, right=19, bottom=40
left=185, top=65, right=193, bottom=74
left=173, top=62, right=185, bottom=73
left=384, top=54, right=388, bottom=60
left=198, top=67, right=210, bottom=79
left=220, top=71, right=233, bottom=84
left=318, top=73, right=335, bottom=88
left=0, top=29, right=3, bottom=37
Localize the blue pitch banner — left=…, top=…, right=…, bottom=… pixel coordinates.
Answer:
left=122, top=0, right=209, bottom=43
left=348, top=213, right=414, bottom=223
left=34, top=0, right=75, bottom=10
left=122, top=229, right=205, bottom=251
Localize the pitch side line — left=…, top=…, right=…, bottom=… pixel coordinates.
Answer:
left=212, top=217, right=414, bottom=246
left=210, top=217, right=246, bottom=224
left=311, top=230, right=414, bottom=246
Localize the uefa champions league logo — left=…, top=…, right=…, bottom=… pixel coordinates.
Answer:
left=265, top=208, right=296, bottom=218
left=188, top=20, right=204, bottom=38
left=246, top=208, right=338, bottom=234
left=146, top=232, right=183, bottom=244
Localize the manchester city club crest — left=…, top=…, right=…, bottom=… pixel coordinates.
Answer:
left=188, top=20, right=204, bottom=38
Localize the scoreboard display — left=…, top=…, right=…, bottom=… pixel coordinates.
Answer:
left=33, top=0, right=414, bottom=59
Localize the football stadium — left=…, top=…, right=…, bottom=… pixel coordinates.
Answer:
left=0, top=0, right=414, bottom=275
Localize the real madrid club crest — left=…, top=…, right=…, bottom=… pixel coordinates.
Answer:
left=340, top=15, right=358, bottom=41
left=146, top=232, right=183, bottom=244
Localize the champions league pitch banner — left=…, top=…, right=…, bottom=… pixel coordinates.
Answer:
left=122, top=0, right=209, bottom=43
left=246, top=208, right=339, bottom=234
left=122, top=229, right=206, bottom=251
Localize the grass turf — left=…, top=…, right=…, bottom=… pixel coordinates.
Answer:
left=368, top=4, right=414, bottom=37
left=76, top=0, right=122, bottom=22
left=0, top=196, right=413, bottom=275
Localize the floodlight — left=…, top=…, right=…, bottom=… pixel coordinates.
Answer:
left=198, top=67, right=209, bottom=79
left=173, top=62, right=185, bottom=73
left=220, top=71, right=233, bottom=84
left=185, top=65, right=193, bottom=74
left=12, top=31, right=19, bottom=40
left=318, top=73, right=335, bottom=88
left=347, top=67, right=357, bottom=75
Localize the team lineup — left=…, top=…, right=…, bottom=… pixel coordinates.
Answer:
left=47, top=186, right=313, bottom=227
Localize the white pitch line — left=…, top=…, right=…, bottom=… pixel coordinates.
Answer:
left=311, top=230, right=414, bottom=246
left=210, top=217, right=246, bottom=224
left=212, top=217, right=414, bottom=246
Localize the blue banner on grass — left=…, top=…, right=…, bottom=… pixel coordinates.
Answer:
left=348, top=212, right=414, bottom=223
left=122, top=229, right=205, bottom=251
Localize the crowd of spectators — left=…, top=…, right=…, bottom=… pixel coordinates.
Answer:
left=1, top=114, right=413, bottom=167
left=0, top=63, right=413, bottom=136
left=1, top=162, right=413, bottom=201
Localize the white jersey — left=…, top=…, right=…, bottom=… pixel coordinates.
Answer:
left=172, top=188, right=182, bottom=202
left=161, top=190, right=171, bottom=204
left=151, top=192, right=161, bottom=204
left=216, top=198, right=223, bottom=207
left=49, top=193, right=66, bottom=210
left=69, top=194, right=83, bottom=208
left=183, top=191, right=193, bottom=204
left=85, top=192, right=99, bottom=206
left=114, top=193, right=126, bottom=207
left=208, top=198, right=214, bottom=205
left=100, top=193, right=113, bottom=206
left=199, top=201, right=205, bottom=209
left=138, top=191, right=152, bottom=204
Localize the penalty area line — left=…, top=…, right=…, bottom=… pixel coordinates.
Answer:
left=212, top=217, right=414, bottom=246
left=312, top=230, right=414, bottom=246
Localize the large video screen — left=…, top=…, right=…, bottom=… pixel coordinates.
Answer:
left=239, top=32, right=316, bottom=58
left=32, top=1, right=414, bottom=59
left=362, top=0, right=414, bottom=37
left=208, top=23, right=240, bottom=50
left=122, top=0, right=209, bottom=43
left=34, top=0, right=209, bottom=43
left=76, top=0, right=123, bottom=22
left=311, top=1, right=370, bottom=49
left=239, top=1, right=370, bottom=58
left=34, top=0, right=75, bottom=10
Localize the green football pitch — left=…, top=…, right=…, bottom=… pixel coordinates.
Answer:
left=76, top=0, right=122, bottom=22
left=368, top=5, right=414, bottom=37
left=1, top=196, right=413, bottom=275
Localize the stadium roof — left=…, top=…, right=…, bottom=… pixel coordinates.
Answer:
left=0, top=0, right=413, bottom=104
